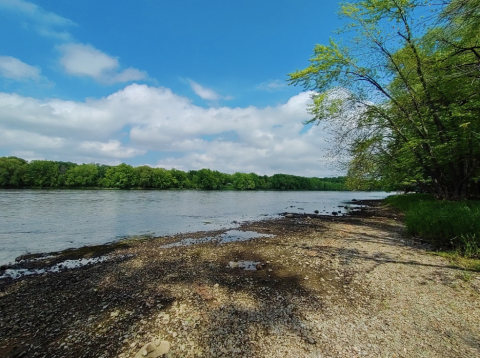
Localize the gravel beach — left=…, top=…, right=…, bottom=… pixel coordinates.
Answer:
left=1, top=201, right=479, bottom=358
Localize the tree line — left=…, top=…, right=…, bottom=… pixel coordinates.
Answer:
left=289, top=0, right=480, bottom=199
left=0, top=157, right=346, bottom=191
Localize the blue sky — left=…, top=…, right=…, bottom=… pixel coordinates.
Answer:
left=0, top=0, right=344, bottom=176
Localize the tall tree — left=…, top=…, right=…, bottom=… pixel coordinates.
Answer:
left=289, top=0, right=480, bottom=199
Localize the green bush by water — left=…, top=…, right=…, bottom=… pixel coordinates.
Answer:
left=383, top=193, right=435, bottom=211
left=385, top=194, right=480, bottom=258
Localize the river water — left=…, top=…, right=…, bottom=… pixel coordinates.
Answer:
left=0, top=190, right=389, bottom=265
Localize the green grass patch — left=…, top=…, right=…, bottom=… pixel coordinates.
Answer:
left=383, top=193, right=435, bottom=211
left=384, top=194, right=480, bottom=258
left=430, top=251, right=480, bottom=272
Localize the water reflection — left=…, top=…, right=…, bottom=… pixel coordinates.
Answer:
left=161, top=230, right=274, bottom=248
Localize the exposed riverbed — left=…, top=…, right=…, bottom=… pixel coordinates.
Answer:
left=1, top=201, right=479, bottom=358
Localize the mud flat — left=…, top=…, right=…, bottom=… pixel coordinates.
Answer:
left=1, top=201, right=479, bottom=357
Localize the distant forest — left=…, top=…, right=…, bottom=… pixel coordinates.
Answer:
left=0, top=157, right=346, bottom=191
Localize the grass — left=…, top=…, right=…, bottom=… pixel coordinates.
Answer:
left=432, top=251, right=480, bottom=272
left=383, top=193, right=435, bottom=211
left=384, top=194, right=480, bottom=263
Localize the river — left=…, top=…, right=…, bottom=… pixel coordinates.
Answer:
left=0, top=190, right=389, bottom=265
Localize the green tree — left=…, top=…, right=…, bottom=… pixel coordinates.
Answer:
left=170, top=169, right=190, bottom=188
left=192, top=169, right=222, bottom=190
left=102, top=164, right=136, bottom=188
left=232, top=172, right=256, bottom=190
left=152, top=168, right=176, bottom=189
left=0, top=157, right=27, bottom=187
left=135, top=165, right=153, bottom=188
left=56, top=161, right=77, bottom=186
left=24, top=160, right=59, bottom=187
left=289, top=0, right=480, bottom=199
left=65, top=164, right=99, bottom=187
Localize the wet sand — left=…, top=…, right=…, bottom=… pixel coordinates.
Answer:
left=1, top=201, right=479, bottom=357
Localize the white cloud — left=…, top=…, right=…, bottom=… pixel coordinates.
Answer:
left=1, top=1, right=151, bottom=85
left=58, top=43, right=148, bottom=84
left=79, top=140, right=145, bottom=158
left=188, top=79, right=231, bottom=101
left=0, top=55, right=43, bottom=81
left=0, top=84, right=338, bottom=176
left=256, top=79, right=287, bottom=92
left=0, top=126, right=143, bottom=160
left=0, top=0, right=75, bottom=40
left=0, top=126, right=65, bottom=149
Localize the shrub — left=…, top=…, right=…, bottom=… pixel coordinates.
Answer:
left=385, top=194, right=480, bottom=256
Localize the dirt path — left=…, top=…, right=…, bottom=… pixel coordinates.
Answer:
left=1, top=202, right=479, bottom=358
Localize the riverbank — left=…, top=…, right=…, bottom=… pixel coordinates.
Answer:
left=1, top=201, right=479, bottom=357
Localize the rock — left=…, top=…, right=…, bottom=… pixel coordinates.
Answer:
left=134, top=340, right=170, bottom=358
left=285, top=214, right=294, bottom=218
left=314, top=210, right=319, bottom=214
left=352, top=199, right=358, bottom=202
left=228, top=261, right=239, bottom=269
left=332, top=212, right=338, bottom=216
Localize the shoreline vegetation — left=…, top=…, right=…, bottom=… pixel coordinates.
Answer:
left=0, top=156, right=348, bottom=191
left=384, top=194, right=480, bottom=269
left=1, top=200, right=479, bottom=357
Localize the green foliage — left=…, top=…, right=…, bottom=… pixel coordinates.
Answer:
left=101, top=163, right=136, bottom=189
left=383, top=193, right=435, bottom=211
left=232, top=173, right=256, bottom=190
left=24, top=160, right=60, bottom=187
left=135, top=165, right=153, bottom=188
left=0, top=156, right=349, bottom=191
left=385, top=194, right=480, bottom=257
left=192, top=169, right=222, bottom=190
left=152, top=168, right=176, bottom=189
left=404, top=200, right=480, bottom=247
left=289, top=0, right=480, bottom=200
left=0, top=157, right=27, bottom=187
left=65, top=164, right=99, bottom=187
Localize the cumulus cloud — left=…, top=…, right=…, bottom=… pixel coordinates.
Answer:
left=0, top=126, right=65, bottom=149
left=58, top=43, right=148, bottom=84
left=0, top=55, right=43, bottom=81
left=256, top=79, right=287, bottom=92
left=0, top=126, right=143, bottom=161
left=0, top=84, right=337, bottom=176
left=79, top=140, right=146, bottom=158
left=188, top=79, right=231, bottom=101
left=0, top=0, right=75, bottom=40
left=1, top=1, right=151, bottom=85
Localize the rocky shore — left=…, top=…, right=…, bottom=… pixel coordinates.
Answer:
left=1, top=201, right=479, bottom=358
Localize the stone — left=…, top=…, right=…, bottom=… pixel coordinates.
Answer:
left=134, top=340, right=170, bottom=358
left=228, top=262, right=239, bottom=269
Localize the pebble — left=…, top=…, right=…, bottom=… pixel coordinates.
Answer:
left=134, top=340, right=170, bottom=358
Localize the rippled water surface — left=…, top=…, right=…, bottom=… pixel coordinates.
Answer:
left=0, top=190, right=388, bottom=265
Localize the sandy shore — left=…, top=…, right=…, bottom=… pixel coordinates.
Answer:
left=1, top=201, right=479, bottom=358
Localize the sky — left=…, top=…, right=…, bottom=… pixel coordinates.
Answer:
left=0, top=0, right=345, bottom=177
